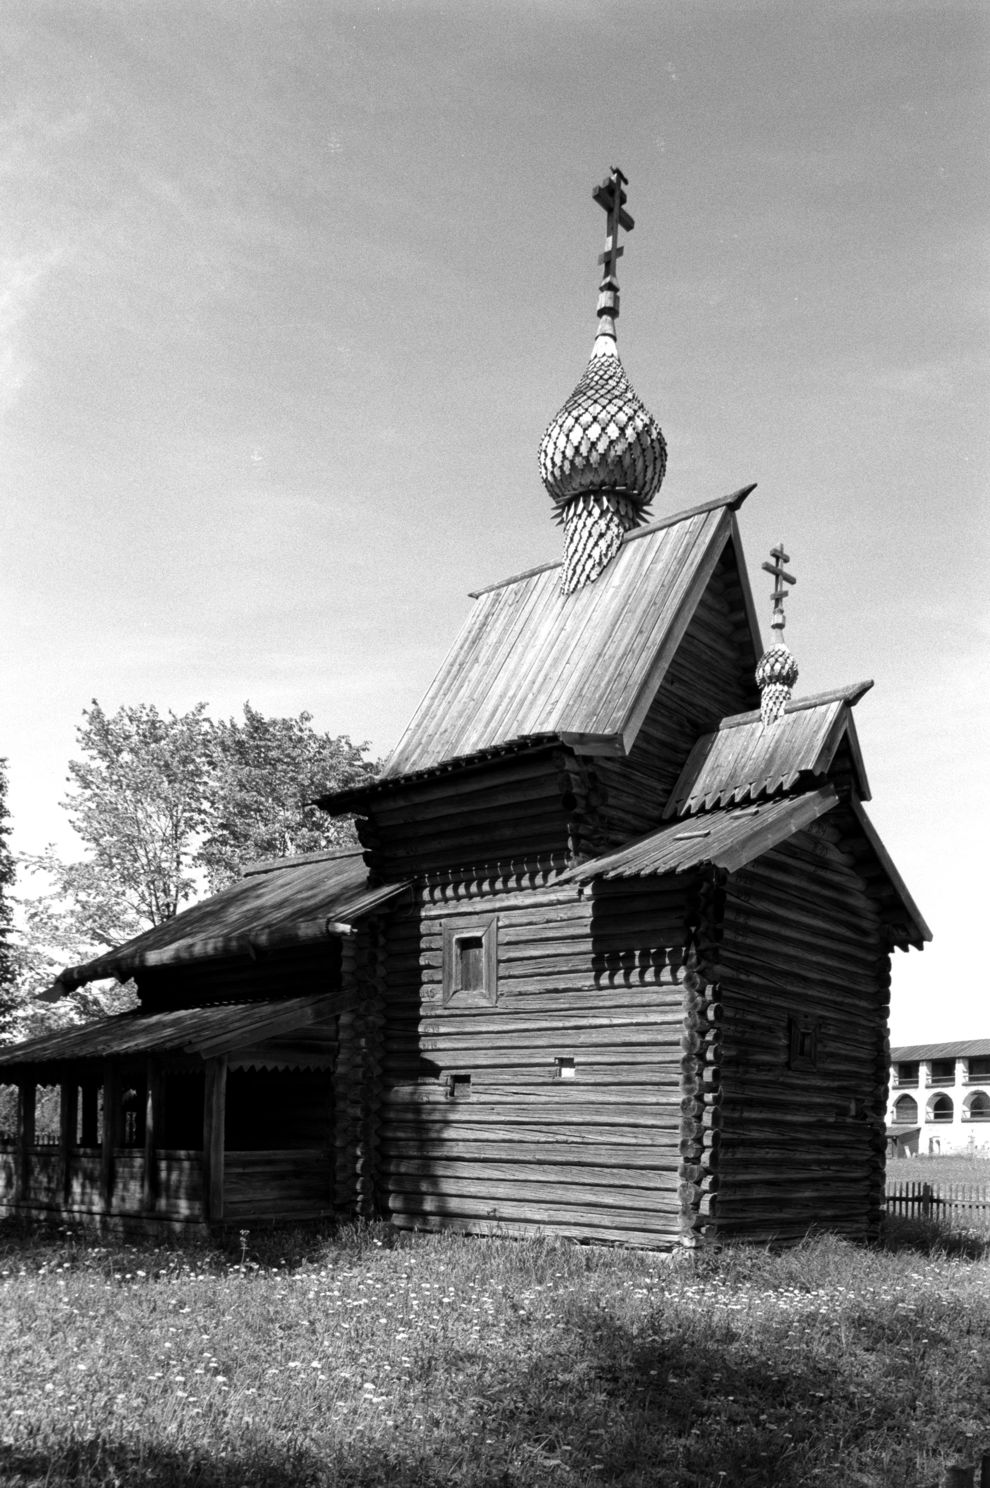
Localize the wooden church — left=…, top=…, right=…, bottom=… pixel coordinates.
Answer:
left=0, top=169, right=929, bottom=1247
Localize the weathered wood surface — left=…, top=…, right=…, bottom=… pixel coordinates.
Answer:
left=0, top=1148, right=205, bottom=1220
left=379, top=879, right=693, bottom=1243
left=595, top=549, right=759, bottom=842
left=223, top=1149, right=332, bottom=1220
left=381, top=504, right=742, bottom=780
left=707, top=820, right=889, bottom=1244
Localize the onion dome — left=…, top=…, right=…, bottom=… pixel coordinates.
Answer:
left=757, top=545, right=798, bottom=727
left=756, top=642, right=800, bottom=728
left=539, top=168, right=667, bottom=596
left=538, top=347, right=667, bottom=512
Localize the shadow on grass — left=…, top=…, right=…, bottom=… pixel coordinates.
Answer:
left=0, top=1216, right=403, bottom=1273
left=881, top=1212, right=990, bottom=1260
left=0, top=1438, right=458, bottom=1488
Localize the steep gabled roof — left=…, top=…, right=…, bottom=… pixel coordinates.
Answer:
left=380, top=488, right=761, bottom=780
left=55, top=849, right=408, bottom=991
left=664, top=683, right=874, bottom=818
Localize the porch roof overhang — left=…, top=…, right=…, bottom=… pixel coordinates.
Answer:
left=51, top=850, right=408, bottom=993
left=0, top=993, right=338, bottom=1073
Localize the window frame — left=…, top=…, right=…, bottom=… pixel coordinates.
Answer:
left=442, top=914, right=498, bottom=1007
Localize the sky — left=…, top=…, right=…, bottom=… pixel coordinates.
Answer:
left=2, top=0, right=987, bottom=1043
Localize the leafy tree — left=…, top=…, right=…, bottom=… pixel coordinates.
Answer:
left=14, top=701, right=376, bottom=1011
left=0, top=759, right=17, bottom=1035
left=64, top=701, right=215, bottom=926
left=199, top=704, right=372, bottom=892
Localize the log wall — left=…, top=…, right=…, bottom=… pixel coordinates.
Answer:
left=707, top=820, right=890, bottom=1244
left=354, top=750, right=578, bottom=882
left=377, top=873, right=695, bottom=1246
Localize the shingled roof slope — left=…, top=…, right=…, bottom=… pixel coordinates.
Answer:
left=0, top=993, right=335, bottom=1069
left=56, top=849, right=406, bottom=990
left=380, top=489, right=761, bottom=780
left=664, top=683, right=874, bottom=818
left=562, top=786, right=930, bottom=950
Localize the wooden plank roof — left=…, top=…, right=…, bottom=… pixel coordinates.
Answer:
left=562, top=786, right=931, bottom=950
left=0, top=993, right=336, bottom=1069
left=561, top=788, right=841, bottom=881
left=891, top=1040, right=990, bottom=1061
left=664, top=683, right=874, bottom=818
left=379, top=488, right=761, bottom=780
left=55, top=849, right=407, bottom=991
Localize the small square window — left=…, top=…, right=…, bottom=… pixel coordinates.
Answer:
left=555, top=1057, right=576, bottom=1080
left=788, top=1016, right=820, bottom=1072
left=442, top=916, right=498, bottom=1006
left=446, top=1073, right=472, bottom=1100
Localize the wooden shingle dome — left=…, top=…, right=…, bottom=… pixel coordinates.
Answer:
left=539, top=168, right=667, bottom=595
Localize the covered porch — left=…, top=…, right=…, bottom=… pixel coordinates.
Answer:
left=0, top=993, right=338, bottom=1232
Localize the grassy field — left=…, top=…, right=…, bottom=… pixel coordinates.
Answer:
left=1, top=1215, right=988, bottom=1488
left=885, top=1153, right=990, bottom=1187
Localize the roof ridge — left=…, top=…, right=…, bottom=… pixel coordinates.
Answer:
left=242, top=845, right=364, bottom=877
left=467, top=485, right=756, bottom=598
left=715, top=680, right=874, bottom=731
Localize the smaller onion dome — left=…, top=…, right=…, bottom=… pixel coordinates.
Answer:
left=756, top=544, right=799, bottom=727
left=756, top=642, right=799, bottom=728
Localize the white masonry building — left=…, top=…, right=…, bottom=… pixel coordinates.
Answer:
left=887, top=1040, right=990, bottom=1157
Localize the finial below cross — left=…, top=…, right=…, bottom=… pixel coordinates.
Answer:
left=590, top=167, right=634, bottom=346
left=761, top=543, right=796, bottom=637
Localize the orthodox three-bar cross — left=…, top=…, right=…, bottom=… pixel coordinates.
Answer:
left=591, top=167, right=634, bottom=337
left=762, top=544, right=796, bottom=638
left=592, top=166, right=635, bottom=279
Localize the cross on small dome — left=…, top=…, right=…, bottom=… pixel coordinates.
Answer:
left=756, top=543, right=799, bottom=727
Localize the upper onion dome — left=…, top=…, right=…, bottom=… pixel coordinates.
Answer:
left=539, top=344, right=666, bottom=513
left=538, top=168, right=666, bottom=532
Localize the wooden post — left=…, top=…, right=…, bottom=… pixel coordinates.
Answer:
left=15, top=1079, right=35, bottom=1206
left=80, top=1080, right=99, bottom=1147
left=922, top=1182, right=933, bottom=1219
left=60, top=1077, right=78, bottom=1209
left=100, top=1062, right=117, bottom=1214
left=142, top=1060, right=160, bottom=1215
left=203, top=1058, right=227, bottom=1225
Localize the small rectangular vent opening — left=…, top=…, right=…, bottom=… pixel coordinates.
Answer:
left=446, top=1073, right=472, bottom=1100
left=555, top=1057, right=576, bottom=1080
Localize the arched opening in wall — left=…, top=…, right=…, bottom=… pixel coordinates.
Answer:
left=892, top=1094, right=918, bottom=1125
left=927, top=1094, right=953, bottom=1124
left=964, top=1091, right=990, bottom=1122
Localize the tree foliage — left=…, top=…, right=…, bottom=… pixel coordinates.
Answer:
left=199, top=703, right=372, bottom=893
left=0, top=759, right=17, bottom=1033
left=13, top=701, right=377, bottom=1020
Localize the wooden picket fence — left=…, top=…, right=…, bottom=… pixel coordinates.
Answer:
left=885, top=1181, right=990, bottom=1226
